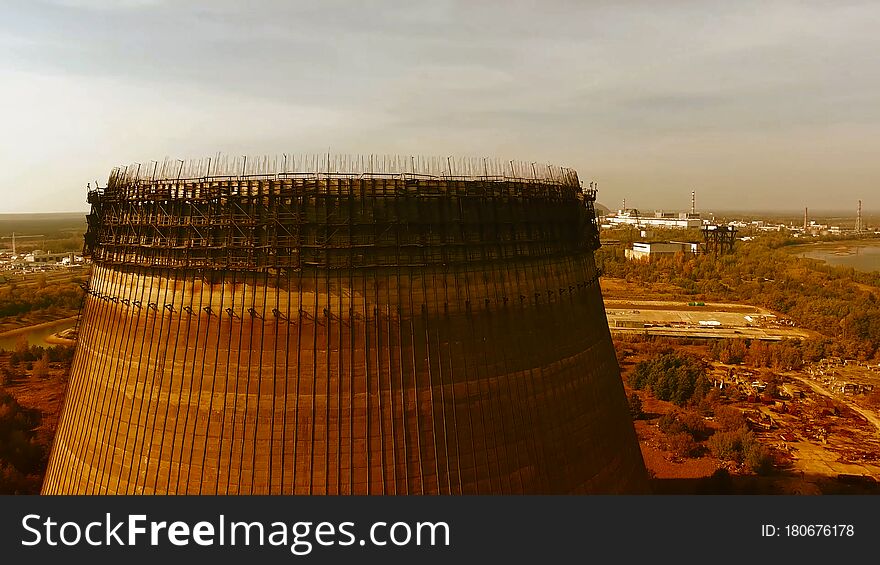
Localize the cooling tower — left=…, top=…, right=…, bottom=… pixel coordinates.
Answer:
left=43, top=155, right=647, bottom=495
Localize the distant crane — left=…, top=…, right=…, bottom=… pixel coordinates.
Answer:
left=0, top=232, right=44, bottom=251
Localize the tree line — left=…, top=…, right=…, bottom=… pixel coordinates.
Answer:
left=0, top=277, right=84, bottom=319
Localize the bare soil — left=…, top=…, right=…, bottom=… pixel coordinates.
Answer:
left=617, top=336, right=880, bottom=494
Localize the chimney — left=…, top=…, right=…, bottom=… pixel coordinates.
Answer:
left=857, top=200, right=862, bottom=232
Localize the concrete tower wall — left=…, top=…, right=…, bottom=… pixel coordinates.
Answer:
left=43, top=157, right=647, bottom=494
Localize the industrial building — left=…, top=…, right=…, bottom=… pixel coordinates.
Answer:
left=43, top=154, right=648, bottom=495
left=625, top=241, right=699, bottom=261
left=22, top=250, right=78, bottom=265
left=606, top=210, right=703, bottom=229
left=0, top=249, right=84, bottom=271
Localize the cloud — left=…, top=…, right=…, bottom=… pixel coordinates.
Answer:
left=1, top=0, right=879, bottom=212
left=44, top=0, right=166, bottom=9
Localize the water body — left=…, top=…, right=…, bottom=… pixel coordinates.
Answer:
left=0, top=318, right=76, bottom=351
left=795, top=243, right=880, bottom=273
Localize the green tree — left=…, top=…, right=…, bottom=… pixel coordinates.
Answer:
left=629, top=353, right=709, bottom=405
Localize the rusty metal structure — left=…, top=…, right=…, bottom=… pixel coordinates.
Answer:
left=702, top=224, right=737, bottom=256
left=43, top=154, right=647, bottom=495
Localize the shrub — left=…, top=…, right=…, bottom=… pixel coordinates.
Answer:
left=677, top=410, right=709, bottom=440
left=658, top=411, right=682, bottom=435
left=698, top=387, right=724, bottom=414
left=628, top=393, right=644, bottom=420
left=658, top=409, right=708, bottom=440
left=32, top=354, right=50, bottom=380
left=707, top=426, right=772, bottom=474
left=714, top=405, right=747, bottom=431
left=743, top=440, right=773, bottom=475
left=666, top=431, right=700, bottom=459
left=707, top=428, right=745, bottom=462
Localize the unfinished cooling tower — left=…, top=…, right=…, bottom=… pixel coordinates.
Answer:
left=43, top=155, right=647, bottom=495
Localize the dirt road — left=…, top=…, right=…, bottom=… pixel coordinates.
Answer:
left=788, top=374, right=880, bottom=432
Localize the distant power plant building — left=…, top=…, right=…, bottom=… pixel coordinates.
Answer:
left=606, top=210, right=703, bottom=229
left=625, top=241, right=699, bottom=261
left=43, top=154, right=648, bottom=495
left=22, top=250, right=77, bottom=265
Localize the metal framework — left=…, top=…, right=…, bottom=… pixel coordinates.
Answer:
left=85, top=157, right=598, bottom=271
left=702, top=225, right=737, bottom=255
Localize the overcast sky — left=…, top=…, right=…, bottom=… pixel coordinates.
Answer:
left=1, top=0, right=877, bottom=213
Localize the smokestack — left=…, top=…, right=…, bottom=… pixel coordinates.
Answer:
left=691, top=190, right=695, bottom=214
left=622, top=197, right=626, bottom=213
left=804, top=207, right=808, bottom=231
left=11, top=232, right=15, bottom=256
left=857, top=200, right=862, bottom=232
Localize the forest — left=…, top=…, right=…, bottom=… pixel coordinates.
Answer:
left=0, top=275, right=85, bottom=319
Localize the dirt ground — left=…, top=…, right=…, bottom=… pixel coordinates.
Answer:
left=757, top=375, right=880, bottom=480
left=630, top=392, right=723, bottom=480
left=617, top=337, right=880, bottom=494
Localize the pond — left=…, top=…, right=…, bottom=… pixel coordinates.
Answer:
left=0, top=318, right=77, bottom=351
left=794, top=243, right=880, bottom=273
